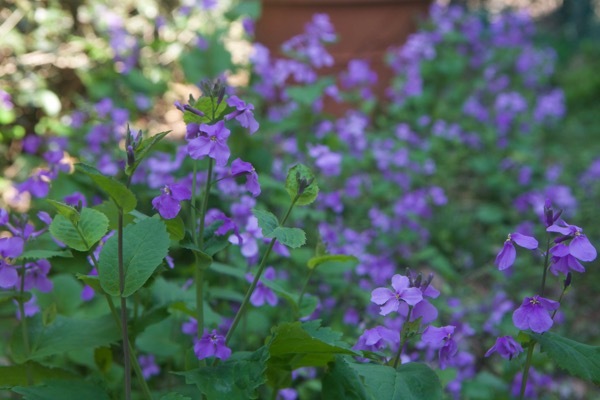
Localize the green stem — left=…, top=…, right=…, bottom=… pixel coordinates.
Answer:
left=225, top=195, right=300, bottom=346
left=196, top=158, right=213, bottom=343
left=540, top=235, right=551, bottom=296
left=18, top=263, right=32, bottom=385
left=519, top=342, right=536, bottom=400
left=297, top=269, right=315, bottom=308
left=191, top=161, right=199, bottom=245
left=117, top=210, right=132, bottom=400
left=393, top=306, right=413, bottom=369
left=105, top=295, right=153, bottom=400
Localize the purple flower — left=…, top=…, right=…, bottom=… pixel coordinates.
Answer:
left=494, top=232, right=538, bottom=270
left=22, top=259, right=53, bottom=292
left=152, top=182, right=192, bottom=219
left=547, top=222, right=597, bottom=262
left=512, top=295, right=559, bottom=333
left=194, top=330, right=231, bottom=360
left=231, top=158, right=260, bottom=196
left=187, top=121, right=231, bottom=166
left=246, top=267, right=278, bottom=307
left=421, top=325, right=458, bottom=369
left=485, top=336, right=523, bottom=360
left=354, top=325, right=400, bottom=352
left=15, top=294, right=40, bottom=319
left=225, top=96, right=259, bottom=134
left=138, top=354, right=160, bottom=379
left=0, top=259, right=19, bottom=289
left=64, top=192, right=87, bottom=208
left=0, top=236, right=24, bottom=258
left=371, top=274, right=423, bottom=316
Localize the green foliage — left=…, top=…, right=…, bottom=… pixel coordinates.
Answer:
left=98, top=217, right=170, bottom=297
left=16, top=249, right=72, bottom=261
left=307, top=254, right=358, bottom=270
left=333, top=360, right=443, bottom=400
left=531, top=331, right=600, bottom=385
left=125, top=130, right=171, bottom=176
left=0, top=363, right=76, bottom=389
left=176, top=347, right=269, bottom=400
left=285, top=164, right=319, bottom=206
left=253, top=208, right=306, bottom=248
left=10, top=315, right=120, bottom=363
left=12, top=380, right=110, bottom=400
left=49, top=207, right=109, bottom=252
left=75, top=163, right=137, bottom=212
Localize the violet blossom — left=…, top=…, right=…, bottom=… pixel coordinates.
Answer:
left=194, top=329, right=231, bottom=360
left=512, top=295, right=559, bottom=333
left=371, top=274, right=423, bottom=316
left=485, top=336, right=523, bottom=360
left=494, top=232, right=538, bottom=270
left=187, top=121, right=231, bottom=166
left=152, top=182, right=192, bottom=220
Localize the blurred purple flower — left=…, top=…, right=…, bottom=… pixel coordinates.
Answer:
left=225, top=96, right=259, bottom=134
left=421, top=325, right=458, bottom=369
left=231, top=158, right=260, bottom=196
left=246, top=266, right=278, bottom=307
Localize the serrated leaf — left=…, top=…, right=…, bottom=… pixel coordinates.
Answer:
left=98, top=218, right=170, bottom=297
left=322, top=356, right=368, bottom=400
left=268, top=321, right=358, bottom=370
left=175, top=347, right=269, bottom=400
left=285, top=164, right=318, bottom=206
left=93, top=200, right=135, bottom=230
left=76, top=163, right=137, bottom=212
left=531, top=331, right=600, bottom=384
left=252, top=209, right=278, bottom=236
left=126, top=130, right=171, bottom=176
left=264, top=227, right=306, bottom=248
left=10, top=315, right=120, bottom=363
left=12, top=379, right=110, bottom=400
left=307, top=254, right=358, bottom=270
left=346, top=361, right=443, bottom=400
left=0, top=362, right=76, bottom=388
left=47, top=200, right=79, bottom=224
left=49, top=208, right=109, bottom=251
left=16, top=249, right=72, bottom=261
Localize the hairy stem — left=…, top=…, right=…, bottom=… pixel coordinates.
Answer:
left=393, top=306, right=413, bottom=369
left=519, top=342, right=535, bottom=400
left=225, top=195, right=299, bottom=346
left=117, top=210, right=131, bottom=400
left=540, top=235, right=551, bottom=296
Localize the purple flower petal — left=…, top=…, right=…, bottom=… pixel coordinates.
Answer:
left=511, top=233, right=538, bottom=249
left=371, top=287, right=393, bottom=306
left=495, top=241, right=516, bottom=270
left=569, top=235, right=597, bottom=262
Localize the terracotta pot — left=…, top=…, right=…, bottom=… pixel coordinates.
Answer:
left=256, top=0, right=432, bottom=103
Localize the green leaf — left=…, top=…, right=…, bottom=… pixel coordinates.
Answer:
left=46, top=200, right=79, bottom=224
left=10, top=315, right=120, bottom=363
left=76, top=163, right=137, bottom=212
left=160, top=394, right=192, bottom=400
left=126, top=130, right=171, bottom=176
left=0, top=290, right=31, bottom=305
left=161, top=215, right=185, bottom=241
left=345, top=361, right=443, bottom=400
left=36, top=274, right=83, bottom=317
left=16, top=249, right=72, bottom=261
left=265, top=227, right=306, bottom=248
left=252, top=209, right=279, bottom=236
left=0, top=362, right=76, bottom=389
left=49, top=208, right=109, bottom=251
left=285, top=164, right=318, bottom=206
left=75, top=274, right=104, bottom=294
left=12, top=380, right=110, bottom=400
left=175, top=347, right=269, bottom=400
left=98, top=218, right=170, bottom=297
left=268, top=321, right=358, bottom=370
left=322, top=357, right=368, bottom=400
left=530, top=331, right=600, bottom=384
left=307, top=254, right=358, bottom=270
left=93, top=200, right=135, bottom=230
